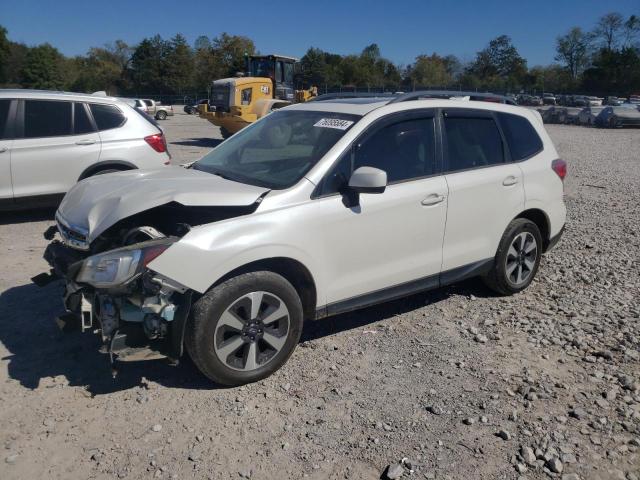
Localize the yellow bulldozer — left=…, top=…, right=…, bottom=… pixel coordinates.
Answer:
left=198, top=54, right=318, bottom=138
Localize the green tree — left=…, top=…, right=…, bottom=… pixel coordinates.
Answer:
left=0, top=26, right=10, bottom=82
left=165, top=33, right=194, bottom=94
left=407, top=54, right=453, bottom=88
left=127, top=35, right=168, bottom=93
left=20, top=43, right=65, bottom=89
left=591, top=12, right=625, bottom=50
left=467, top=35, right=527, bottom=90
left=211, top=33, right=255, bottom=77
left=582, top=47, right=640, bottom=95
left=555, top=27, right=590, bottom=80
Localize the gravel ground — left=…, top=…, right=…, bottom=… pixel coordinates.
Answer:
left=0, top=115, right=638, bottom=480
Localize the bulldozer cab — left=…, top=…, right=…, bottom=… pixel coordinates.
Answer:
left=247, top=55, right=296, bottom=102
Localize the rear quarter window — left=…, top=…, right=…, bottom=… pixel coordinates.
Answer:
left=89, top=104, right=126, bottom=131
left=497, top=112, right=543, bottom=161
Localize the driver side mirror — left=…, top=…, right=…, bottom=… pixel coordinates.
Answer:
left=348, top=166, right=387, bottom=194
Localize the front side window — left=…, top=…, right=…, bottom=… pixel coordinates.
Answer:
left=24, top=100, right=72, bottom=138
left=443, top=115, right=504, bottom=172
left=89, top=104, right=125, bottom=131
left=354, top=117, right=436, bottom=183
left=497, top=112, right=543, bottom=161
left=74, top=103, right=95, bottom=134
left=143, top=100, right=153, bottom=107
left=0, top=99, right=11, bottom=139
left=193, top=110, right=359, bottom=189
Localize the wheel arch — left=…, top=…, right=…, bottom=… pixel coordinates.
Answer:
left=209, top=257, right=318, bottom=322
left=78, top=160, right=137, bottom=180
left=515, top=208, right=551, bottom=251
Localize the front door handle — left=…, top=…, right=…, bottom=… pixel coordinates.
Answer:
left=75, top=139, right=96, bottom=146
left=421, top=193, right=445, bottom=206
left=0, top=147, right=7, bottom=153
left=502, top=176, right=519, bottom=186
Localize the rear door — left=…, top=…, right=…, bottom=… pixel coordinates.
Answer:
left=0, top=99, right=15, bottom=203
left=440, top=108, right=525, bottom=272
left=11, top=99, right=101, bottom=200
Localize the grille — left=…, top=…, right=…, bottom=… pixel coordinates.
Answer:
left=56, top=214, right=89, bottom=250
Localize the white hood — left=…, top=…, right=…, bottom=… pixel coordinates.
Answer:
left=57, top=166, right=269, bottom=242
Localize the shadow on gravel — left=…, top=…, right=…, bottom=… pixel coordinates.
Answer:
left=0, top=207, right=56, bottom=225
left=301, top=277, right=499, bottom=342
left=0, top=276, right=497, bottom=395
left=170, top=138, right=223, bottom=148
left=0, top=281, right=215, bottom=396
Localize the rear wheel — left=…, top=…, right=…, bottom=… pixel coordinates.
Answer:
left=483, top=219, right=542, bottom=295
left=91, top=168, right=122, bottom=176
left=156, top=111, right=167, bottom=120
left=186, top=271, right=303, bottom=386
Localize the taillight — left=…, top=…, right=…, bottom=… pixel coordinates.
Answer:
left=144, top=133, right=167, bottom=153
left=552, top=159, right=567, bottom=181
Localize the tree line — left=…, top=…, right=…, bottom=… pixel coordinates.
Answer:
left=0, top=11, right=638, bottom=97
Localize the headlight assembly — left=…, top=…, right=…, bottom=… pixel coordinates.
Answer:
left=76, top=239, right=174, bottom=288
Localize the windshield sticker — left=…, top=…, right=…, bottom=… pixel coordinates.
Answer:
left=313, top=118, right=354, bottom=130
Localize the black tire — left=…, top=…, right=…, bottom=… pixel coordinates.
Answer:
left=483, top=218, right=543, bottom=296
left=156, top=111, right=167, bottom=120
left=220, top=127, right=233, bottom=139
left=185, top=271, right=303, bottom=386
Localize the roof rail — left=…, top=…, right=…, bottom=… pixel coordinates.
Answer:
left=388, top=90, right=516, bottom=105
left=311, top=92, right=397, bottom=102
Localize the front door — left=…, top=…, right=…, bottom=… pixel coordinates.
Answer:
left=313, top=111, right=448, bottom=306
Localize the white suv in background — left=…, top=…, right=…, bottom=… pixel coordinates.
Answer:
left=41, top=93, right=566, bottom=386
left=0, top=90, right=171, bottom=209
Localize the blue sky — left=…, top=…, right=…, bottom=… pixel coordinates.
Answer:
left=1, top=0, right=638, bottom=66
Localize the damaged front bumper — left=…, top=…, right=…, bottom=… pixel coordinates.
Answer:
left=36, top=232, right=193, bottom=374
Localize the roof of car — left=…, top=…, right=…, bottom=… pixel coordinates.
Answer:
left=0, top=89, right=127, bottom=104
left=288, top=96, right=537, bottom=118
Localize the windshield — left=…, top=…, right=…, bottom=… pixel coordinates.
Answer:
left=250, top=58, right=273, bottom=78
left=193, top=110, right=360, bottom=189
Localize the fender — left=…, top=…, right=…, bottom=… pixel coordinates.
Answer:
left=78, top=160, right=137, bottom=180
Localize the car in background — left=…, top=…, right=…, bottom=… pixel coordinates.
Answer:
left=542, top=93, right=556, bottom=105
left=595, top=106, right=640, bottom=128
left=517, top=94, right=542, bottom=106
left=577, top=106, right=605, bottom=125
left=570, top=95, right=589, bottom=107
left=132, top=99, right=174, bottom=120
left=587, top=96, right=603, bottom=107
left=604, top=96, right=624, bottom=106
left=184, top=99, right=210, bottom=115
left=0, top=90, right=171, bottom=209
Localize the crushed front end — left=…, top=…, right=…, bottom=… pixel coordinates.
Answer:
left=36, top=213, right=193, bottom=375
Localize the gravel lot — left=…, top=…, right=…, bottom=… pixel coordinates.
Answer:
left=0, top=112, right=639, bottom=480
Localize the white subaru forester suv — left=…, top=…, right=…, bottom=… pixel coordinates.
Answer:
left=38, top=93, right=566, bottom=386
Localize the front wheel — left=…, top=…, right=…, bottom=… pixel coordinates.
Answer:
left=156, top=111, right=167, bottom=120
left=185, top=271, right=303, bottom=386
left=483, top=219, right=543, bottom=295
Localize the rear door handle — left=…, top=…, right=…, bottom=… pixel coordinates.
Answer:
left=75, top=139, right=96, bottom=146
left=421, top=193, right=446, bottom=206
left=502, top=176, right=519, bottom=186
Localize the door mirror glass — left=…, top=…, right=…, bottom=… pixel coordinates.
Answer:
left=348, top=166, right=387, bottom=194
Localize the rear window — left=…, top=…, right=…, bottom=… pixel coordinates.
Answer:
left=89, top=104, right=126, bottom=131
left=0, top=100, right=10, bottom=139
left=24, top=100, right=72, bottom=138
left=497, top=112, right=543, bottom=161
left=443, top=115, right=504, bottom=172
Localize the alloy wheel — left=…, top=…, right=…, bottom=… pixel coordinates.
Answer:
left=213, top=291, right=290, bottom=371
left=505, top=232, right=538, bottom=286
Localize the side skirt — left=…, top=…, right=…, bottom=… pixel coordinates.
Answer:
left=315, top=258, right=494, bottom=319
